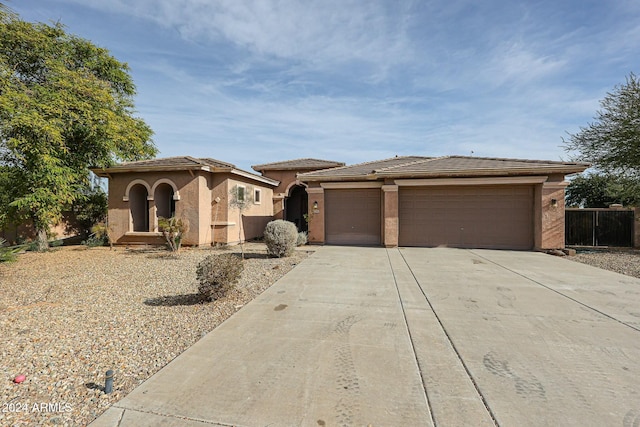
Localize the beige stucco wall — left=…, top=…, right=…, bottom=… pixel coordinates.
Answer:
left=107, top=170, right=276, bottom=247
left=222, top=175, right=274, bottom=244
left=260, top=170, right=299, bottom=195
left=382, top=185, right=399, bottom=247
left=306, top=185, right=325, bottom=244
left=533, top=174, right=568, bottom=251
left=260, top=170, right=303, bottom=219
left=107, top=171, right=202, bottom=246
left=210, top=173, right=230, bottom=245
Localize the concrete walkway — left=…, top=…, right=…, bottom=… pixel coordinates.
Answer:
left=91, top=247, right=640, bottom=426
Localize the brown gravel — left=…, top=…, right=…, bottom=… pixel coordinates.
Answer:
left=568, top=248, right=640, bottom=279
left=0, top=243, right=310, bottom=426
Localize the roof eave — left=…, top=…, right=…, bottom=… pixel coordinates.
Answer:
left=298, top=173, right=378, bottom=182
left=90, top=165, right=212, bottom=176
left=231, top=168, right=279, bottom=186
left=376, top=165, right=590, bottom=178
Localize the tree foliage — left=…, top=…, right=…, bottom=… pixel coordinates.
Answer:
left=565, top=173, right=640, bottom=208
left=0, top=9, right=156, bottom=249
left=71, top=182, right=108, bottom=235
left=563, top=72, right=640, bottom=175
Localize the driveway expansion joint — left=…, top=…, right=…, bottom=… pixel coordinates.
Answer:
left=385, top=248, right=436, bottom=427
left=468, top=249, right=640, bottom=333
left=395, top=248, right=500, bottom=427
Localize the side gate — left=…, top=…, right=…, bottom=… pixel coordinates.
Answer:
left=565, top=209, right=634, bottom=247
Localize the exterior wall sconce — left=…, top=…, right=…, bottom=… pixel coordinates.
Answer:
left=313, top=201, right=318, bottom=210
left=551, top=198, right=558, bottom=207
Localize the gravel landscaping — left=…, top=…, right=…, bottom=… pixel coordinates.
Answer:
left=567, top=248, right=640, bottom=279
left=0, top=243, right=310, bottom=426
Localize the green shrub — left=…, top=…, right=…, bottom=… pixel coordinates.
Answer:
left=296, top=231, right=308, bottom=246
left=0, top=238, right=21, bottom=262
left=196, top=253, right=244, bottom=301
left=25, top=241, right=39, bottom=252
left=158, top=216, right=189, bottom=252
left=264, top=220, right=297, bottom=258
left=82, top=236, right=105, bottom=247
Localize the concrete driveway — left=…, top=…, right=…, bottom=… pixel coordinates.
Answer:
left=92, top=247, right=640, bottom=427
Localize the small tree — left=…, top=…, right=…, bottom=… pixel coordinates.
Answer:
left=564, top=72, right=640, bottom=176
left=0, top=9, right=156, bottom=251
left=72, top=180, right=108, bottom=237
left=229, top=185, right=253, bottom=259
left=158, top=216, right=189, bottom=252
left=566, top=173, right=640, bottom=207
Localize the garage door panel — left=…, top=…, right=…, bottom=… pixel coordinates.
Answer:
left=399, top=186, right=533, bottom=249
left=325, top=189, right=381, bottom=245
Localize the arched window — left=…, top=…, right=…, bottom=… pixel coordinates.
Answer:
left=154, top=183, right=175, bottom=221
left=129, top=184, right=149, bottom=232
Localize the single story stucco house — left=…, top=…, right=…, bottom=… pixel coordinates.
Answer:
left=91, top=155, right=589, bottom=250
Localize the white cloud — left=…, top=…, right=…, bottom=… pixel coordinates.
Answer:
left=61, top=0, right=413, bottom=70
left=486, top=42, right=566, bottom=87
left=29, top=0, right=640, bottom=170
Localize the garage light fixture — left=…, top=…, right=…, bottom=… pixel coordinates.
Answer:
left=551, top=198, right=558, bottom=207
left=313, top=201, right=319, bottom=210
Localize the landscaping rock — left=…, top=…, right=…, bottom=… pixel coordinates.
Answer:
left=0, top=244, right=309, bottom=426
left=569, top=249, right=640, bottom=278
left=548, top=249, right=566, bottom=257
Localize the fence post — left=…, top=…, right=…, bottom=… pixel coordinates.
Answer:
left=635, top=208, right=640, bottom=248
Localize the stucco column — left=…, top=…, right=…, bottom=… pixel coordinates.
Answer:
left=306, top=187, right=324, bottom=244
left=536, top=181, right=569, bottom=250
left=147, top=196, right=156, bottom=232
left=273, top=194, right=285, bottom=220
left=382, top=184, right=399, bottom=247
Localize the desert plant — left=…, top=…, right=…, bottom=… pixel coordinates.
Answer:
left=92, top=222, right=113, bottom=248
left=196, top=253, right=244, bottom=301
left=82, top=235, right=104, bottom=247
left=158, top=216, right=189, bottom=252
left=264, top=220, right=298, bottom=258
left=297, top=231, right=308, bottom=246
left=49, top=239, right=64, bottom=247
left=0, top=238, right=21, bottom=262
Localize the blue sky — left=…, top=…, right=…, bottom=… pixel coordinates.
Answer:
left=14, top=0, right=640, bottom=171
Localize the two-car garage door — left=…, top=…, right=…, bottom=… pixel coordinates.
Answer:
left=398, top=186, right=534, bottom=250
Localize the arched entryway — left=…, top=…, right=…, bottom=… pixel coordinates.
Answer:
left=154, top=183, right=176, bottom=220
left=285, top=185, right=308, bottom=232
left=129, top=184, right=149, bottom=232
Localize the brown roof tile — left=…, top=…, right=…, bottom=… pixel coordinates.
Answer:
left=298, top=156, right=431, bottom=178
left=112, top=156, right=235, bottom=169
left=299, top=155, right=589, bottom=180
left=92, top=156, right=279, bottom=186
left=252, top=158, right=345, bottom=171
left=376, top=156, right=589, bottom=176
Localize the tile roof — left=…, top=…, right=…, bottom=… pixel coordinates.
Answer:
left=90, top=156, right=279, bottom=186
left=299, top=155, right=589, bottom=180
left=115, top=156, right=235, bottom=169
left=252, top=158, right=345, bottom=171
left=297, top=156, right=431, bottom=178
